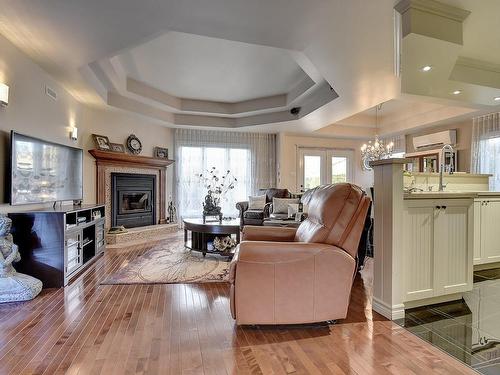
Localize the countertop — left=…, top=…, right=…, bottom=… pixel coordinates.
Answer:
left=405, top=172, right=493, bottom=178
left=404, top=191, right=500, bottom=199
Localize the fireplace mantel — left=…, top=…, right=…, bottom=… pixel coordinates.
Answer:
left=89, top=149, right=174, bottom=226
left=89, top=149, right=174, bottom=168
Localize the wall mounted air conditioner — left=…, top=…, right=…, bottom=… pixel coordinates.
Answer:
left=413, top=130, right=456, bottom=150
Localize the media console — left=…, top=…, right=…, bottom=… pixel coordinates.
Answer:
left=9, top=204, right=105, bottom=288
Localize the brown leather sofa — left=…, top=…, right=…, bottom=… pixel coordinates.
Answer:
left=229, top=183, right=371, bottom=325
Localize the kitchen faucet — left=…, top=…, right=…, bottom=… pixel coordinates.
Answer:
left=439, top=144, right=454, bottom=191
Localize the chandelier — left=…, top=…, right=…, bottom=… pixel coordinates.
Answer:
left=361, top=103, right=394, bottom=170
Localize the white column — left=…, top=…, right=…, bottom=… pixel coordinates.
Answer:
left=371, top=158, right=408, bottom=320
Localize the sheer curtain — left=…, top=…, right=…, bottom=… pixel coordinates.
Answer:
left=471, top=113, right=500, bottom=191
left=174, top=129, right=276, bottom=218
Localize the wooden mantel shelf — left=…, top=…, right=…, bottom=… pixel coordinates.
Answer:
left=89, top=149, right=174, bottom=168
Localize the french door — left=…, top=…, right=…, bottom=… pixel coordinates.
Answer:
left=297, top=148, right=354, bottom=191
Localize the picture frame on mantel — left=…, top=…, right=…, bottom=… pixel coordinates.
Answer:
left=92, top=134, right=111, bottom=151
left=154, top=146, right=169, bottom=159
left=109, top=143, right=125, bottom=153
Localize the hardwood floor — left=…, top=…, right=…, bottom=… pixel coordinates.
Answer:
left=0, top=232, right=476, bottom=375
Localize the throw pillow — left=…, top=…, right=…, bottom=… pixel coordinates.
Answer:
left=272, top=197, right=300, bottom=214
left=248, top=195, right=266, bottom=210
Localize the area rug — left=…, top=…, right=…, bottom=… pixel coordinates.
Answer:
left=102, top=239, right=231, bottom=285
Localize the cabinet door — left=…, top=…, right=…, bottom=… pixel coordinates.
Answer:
left=434, top=205, right=471, bottom=295
left=65, top=230, right=82, bottom=275
left=403, top=205, right=437, bottom=301
left=473, top=201, right=482, bottom=264
left=480, top=201, right=500, bottom=262
left=96, top=221, right=105, bottom=254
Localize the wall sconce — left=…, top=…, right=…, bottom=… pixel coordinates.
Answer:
left=70, top=126, right=78, bottom=142
left=0, top=83, right=9, bottom=106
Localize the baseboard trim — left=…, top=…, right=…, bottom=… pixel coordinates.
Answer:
left=474, top=261, right=500, bottom=271
left=403, top=293, right=463, bottom=309
left=372, top=297, right=405, bottom=320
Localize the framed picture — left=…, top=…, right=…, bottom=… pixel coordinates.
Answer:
left=154, top=146, right=169, bottom=159
left=109, top=143, right=125, bottom=153
left=92, top=134, right=111, bottom=151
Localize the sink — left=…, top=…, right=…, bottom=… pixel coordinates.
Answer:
left=406, top=190, right=472, bottom=194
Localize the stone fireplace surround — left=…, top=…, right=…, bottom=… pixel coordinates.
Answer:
left=89, top=150, right=174, bottom=229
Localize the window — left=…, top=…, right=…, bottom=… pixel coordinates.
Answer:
left=331, top=156, right=348, bottom=183
left=177, top=146, right=251, bottom=218
left=303, top=154, right=322, bottom=190
left=479, top=137, right=500, bottom=191
left=298, top=148, right=354, bottom=191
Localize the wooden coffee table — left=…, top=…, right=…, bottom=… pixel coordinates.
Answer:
left=183, top=218, right=240, bottom=258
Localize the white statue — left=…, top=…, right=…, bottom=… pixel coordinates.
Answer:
left=0, top=215, right=42, bottom=303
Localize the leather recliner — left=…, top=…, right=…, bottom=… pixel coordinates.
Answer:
left=229, top=183, right=371, bottom=325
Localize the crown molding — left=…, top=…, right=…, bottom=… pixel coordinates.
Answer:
left=455, top=57, right=500, bottom=74
left=125, top=76, right=316, bottom=116
left=394, top=0, right=470, bottom=22
left=450, top=57, right=500, bottom=90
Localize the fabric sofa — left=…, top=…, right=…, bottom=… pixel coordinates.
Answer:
left=235, top=188, right=291, bottom=227
left=229, top=183, right=371, bottom=325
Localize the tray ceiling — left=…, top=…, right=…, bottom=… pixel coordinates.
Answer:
left=118, top=32, right=309, bottom=103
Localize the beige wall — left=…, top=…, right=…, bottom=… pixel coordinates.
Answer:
left=80, top=107, right=174, bottom=204
left=0, top=33, right=83, bottom=213
left=277, top=133, right=373, bottom=192
left=405, top=120, right=472, bottom=172
left=0, top=33, right=174, bottom=214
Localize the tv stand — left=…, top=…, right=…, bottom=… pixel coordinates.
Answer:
left=9, top=204, right=106, bottom=288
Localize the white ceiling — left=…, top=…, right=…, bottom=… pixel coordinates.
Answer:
left=397, top=0, right=500, bottom=112
left=334, top=98, right=477, bottom=135
left=119, top=32, right=308, bottom=103
left=440, top=0, right=500, bottom=64
left=0, top=0, right=400, bottom=133
left=0, top=0, right=496, bottom=135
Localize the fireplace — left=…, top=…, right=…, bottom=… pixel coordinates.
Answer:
left=89, top=149, right=173, bottom=229
left=111, top=173, right=156, bottom=228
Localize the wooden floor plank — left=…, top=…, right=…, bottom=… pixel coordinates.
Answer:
left=0, top=231, right=477, bottom=375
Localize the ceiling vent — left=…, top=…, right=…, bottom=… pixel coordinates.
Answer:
left=413, top=130, right=456, bottom=150
left=45, top=85, right=57, bottom=101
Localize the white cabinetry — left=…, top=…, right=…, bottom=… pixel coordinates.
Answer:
left=474, top=198, right=500, bottom=265
left=403, top=199, right=473, bottom=303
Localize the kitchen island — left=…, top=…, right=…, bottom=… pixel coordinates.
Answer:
left=370, top=159, right=500, bottom=320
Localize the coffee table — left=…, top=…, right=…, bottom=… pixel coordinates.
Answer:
left=183, top=218, right=240, bottom=258
left=263, top=218, right=301, bottom=228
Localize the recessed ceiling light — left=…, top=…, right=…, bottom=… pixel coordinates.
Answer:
left=421, top=65, right=432, bottom=72
left=495, top=96, right=500, bottom=101
left=452, top=90, right=462, bottom=95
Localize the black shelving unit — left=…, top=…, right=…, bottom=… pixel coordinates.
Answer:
left=9, top=204, right=106, bottom=288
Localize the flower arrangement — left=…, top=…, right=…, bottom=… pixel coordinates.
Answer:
left=198, top=168, right=237, bottom=214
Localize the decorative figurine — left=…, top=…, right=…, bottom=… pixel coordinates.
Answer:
left=167, top=198, right=177, bottom=224
left=0, top=215, right=42, bottom=303
left=202, top=191, right=222, bottom=223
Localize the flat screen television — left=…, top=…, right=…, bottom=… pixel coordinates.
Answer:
left=10, top=131, right=83, bottom=205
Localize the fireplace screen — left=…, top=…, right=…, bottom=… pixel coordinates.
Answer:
left=112, top=173, right=156, bottom=228
left=119, top=191, right=151, bottom=214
